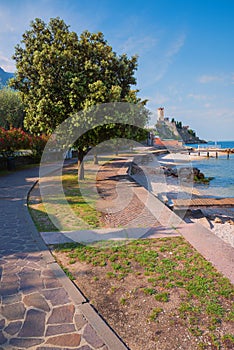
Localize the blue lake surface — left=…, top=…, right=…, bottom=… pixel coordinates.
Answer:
left=185, top=141, right=234, bottom=198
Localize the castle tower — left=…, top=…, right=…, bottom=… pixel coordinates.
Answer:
left=157, top=107, right=164, bottom=121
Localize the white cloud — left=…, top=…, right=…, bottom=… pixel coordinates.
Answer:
left=188, top=93, right=208, bottom=101
left=120, top=35, right=159, bottom=55
left=137, top=32, right=186, bottom=89
left=0, top=53, right=15, bottom=72
left=198, top=75, right=224, bottom=83
left=165, top=33, right=186, bottom=59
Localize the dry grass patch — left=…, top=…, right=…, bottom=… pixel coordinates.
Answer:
left=53, top=237, right=234, bottom=350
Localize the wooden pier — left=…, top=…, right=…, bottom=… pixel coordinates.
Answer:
left=187, top=147, right=234, bottom=159
left=172, top=197, right=234, bottom=210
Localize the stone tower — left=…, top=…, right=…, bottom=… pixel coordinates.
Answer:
left=157, top=107, right=164, bottom=121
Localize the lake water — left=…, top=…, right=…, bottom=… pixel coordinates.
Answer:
left=185, top=141, right=234, bottom=198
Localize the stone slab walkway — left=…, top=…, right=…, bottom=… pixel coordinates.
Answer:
left=0, top=167, right=128, bottom=350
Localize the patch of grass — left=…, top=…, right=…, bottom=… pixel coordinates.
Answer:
left=61, top=266, right=75, bottom=281
left=154, top=292, right=170, bottom=302
left=143, top=288, right=157, bottom=295
left=222, top=334, right=234, bottom=348
left=206, top=300, right=225, bottom=317
left=53, top=236, right=234, bottom=348
left=28, top=164, right=103, bottom=231
left=189, top=326, right=203, bottom=337
left=149, top=307, right=163, bottom=321
left=106, top=271, right=116, bottom=279
left=120, top=297, right=126, bottom=305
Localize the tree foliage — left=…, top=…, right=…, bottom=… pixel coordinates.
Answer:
left=10, top=18, right=141, bottom=132
left=10, top=17, right=149, bottom=178
left=0, top=88, right=24, bottom=129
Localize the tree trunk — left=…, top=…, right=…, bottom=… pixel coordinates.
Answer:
left=93, top=148, right=99, bottom=164
left=77, top=148, right=84, bottom=180
left=115, top=142, right=119, bottom=156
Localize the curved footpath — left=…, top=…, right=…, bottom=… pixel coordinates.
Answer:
left=0, top=167, right=128, bottom=350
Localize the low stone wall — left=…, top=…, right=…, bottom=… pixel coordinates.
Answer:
left=0, top=155, right=36, bottom=171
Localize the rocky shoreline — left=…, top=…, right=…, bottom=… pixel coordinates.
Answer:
left=129, top=151, right=234, bottom=248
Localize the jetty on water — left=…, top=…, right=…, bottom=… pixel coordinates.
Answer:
left=187, top=147, right=234, bottom=159
left=172, top=197, right=234, bottom=210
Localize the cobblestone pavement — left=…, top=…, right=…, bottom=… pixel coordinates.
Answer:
left=96, top=159, right=161, bottom=228
left=0, top=167, right=128, bottom=350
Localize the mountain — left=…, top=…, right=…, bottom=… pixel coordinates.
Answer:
left=0, top=67, right=14, bottom=88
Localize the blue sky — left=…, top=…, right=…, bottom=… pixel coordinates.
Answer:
left=0, top=0, right=233, bottom=140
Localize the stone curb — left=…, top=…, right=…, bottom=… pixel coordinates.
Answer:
left=80, top=303, right=129, bottom=350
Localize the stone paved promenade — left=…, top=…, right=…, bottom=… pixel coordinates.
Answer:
left=41, top=158, right=233, bottom=284
left=0, top=167, right=128, bottom=350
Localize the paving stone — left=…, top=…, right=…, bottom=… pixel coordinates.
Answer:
left=4, top=321, right=22, bottom=335
left=0, top=331, right=7, bottom=345
left=23, top=292, right=50, bottom=312
left=18, top=309, right=46, bottom=337
left=43, top=278, right=61, bottom=289
left=47, top=304, right=75, bottom=324
left=0, top=282, right=19, bottom=295
left=43, top=288, right=70, bottom=306
left=1, top=302, right=26, bottom=320
left=19, top=269, right=43, bottom=294
left=0, top=320, right=5, bottom=330
left=1, top=274, right=18, bottom=283
left=45, top=333, right=81, bottom=347
left=2, top=293, right=22, bottom=304
left=42, top=269, right=55, bottom=278
left=46, top=323, right=75, bottom=336
left=83, top=324, right=105, bottom=348
left=10, top=337, right=44, bottom=348
left=75, top=314, right=87, bottom=330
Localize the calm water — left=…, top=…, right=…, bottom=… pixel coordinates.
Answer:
left=185, top=141, right=234, bottom=198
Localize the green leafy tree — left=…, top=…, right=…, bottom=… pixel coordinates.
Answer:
left=0, top=88, right=24, bottom=129
left=10, top=17, right=148, bottom=179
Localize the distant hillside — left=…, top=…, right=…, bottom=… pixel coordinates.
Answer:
left=0, top=67, right=14, bottom=88
left=156, top=119, right=206, bottom=144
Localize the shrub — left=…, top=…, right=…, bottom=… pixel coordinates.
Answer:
left=0, top=127, right=30, bottom=158
left=0, top=127, right=48, bottom=162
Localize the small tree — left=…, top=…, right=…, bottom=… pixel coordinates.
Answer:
left=0, top=88, right=24, bottom=129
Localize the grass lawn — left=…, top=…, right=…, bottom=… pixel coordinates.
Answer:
left=53, top=237, right=234, bottom=350
left=28, top=162, right=105, bottom=232
left=28, top=152, right=138, bottom=232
